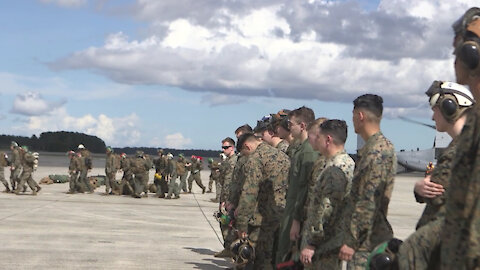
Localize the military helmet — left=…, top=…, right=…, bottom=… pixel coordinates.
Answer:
left=11, top=141, right=18, bottom=147
left=157, top=149, right=164, bottom=154
left=21, top=145, right=29, bottom=152
left=67, top=150, right=75, bottom=156
left=178, top=153, right=184, bottom=158
left=106, top=146, right=113, bottom=153
left=167, top=153, right=173, bottom=159
left=208, top=158, right=213, bottom=163
left=426, top=80, right=474, bottom=122
left=136, top=150, right=144, bottom=157
left=78, top=144, right=85, bottom=150
left=120, top=153, right=127, bottom=158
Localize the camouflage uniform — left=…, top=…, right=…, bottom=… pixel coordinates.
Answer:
left=235, top=143, right=290, bottom=269
left=187, top=158, right=206, bottom=193
left=166, top=158, right=180, bottom=198
left=105, top=151, right=116, bottom=194
left=78, top=149, right=94, bottom=193
left=9, top=146, right=22, bottom=191
left=396, top=137, right=459, bottom=269
left=276, top=139, right=319, bottom=264
left=154, top=155, right=168, bottom=196
left=15, top=151, right=40, bottom=195
left=176, top=156, right=188, bottom=192
left=441, top=106, right=480, bottom=269
left=208, top=161, right=220, bottom=193
left=341, top=132, right=396, bottom=270
left=120, top=157, right=134, bottom=195
left=0, top=152, right=10, bottom=192
left=131, top=155, right=151, bottom=198
left=303, top=150, right=354, bottom=269
left=68, top=155, right=81, bottom=193
left=220, top=154, right=238, bottom=203
left=276, top=139, right=289, bottom=153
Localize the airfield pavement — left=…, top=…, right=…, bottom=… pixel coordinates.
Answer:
left=0, top=153, right=425, bottom=269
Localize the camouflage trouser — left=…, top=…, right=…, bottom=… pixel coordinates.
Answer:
left=0, top=168, right=10, bottom=191
left=208, top=176, right=214, bottom=192
left=105, top=171, right=116, bottom=193
left=397, top=218, right=442, bottom=270
left=10, top=167, right=22, bottom=190
left=215, top=180, right=222, bottom=201
left=179, top=172, right=188, bottom=192
left=188, top=172, right=205, bottom=192
left=15, top=170, right=39, bottom=193
left=347, top=251, right=368, bottom=270
left=69, top=171, right=79, bottom=192
left=78, top=169, right=93, bottom=192
left=133, top=173, right=147, bottom=196
left=243, top=224, right=277, bottom=270
left=121, top=173, right=134, bottom=195
left=167, top=175, right=180, bottom=198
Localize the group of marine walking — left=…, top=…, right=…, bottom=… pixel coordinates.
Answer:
left=66, top=146, right=211, bottom=199
left=0, top=142, right=41, bottom=195
left=210, top=7, right=480, bottom=270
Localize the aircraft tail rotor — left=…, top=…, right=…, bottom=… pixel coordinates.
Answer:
left=399, top=116, right=436, bottom=130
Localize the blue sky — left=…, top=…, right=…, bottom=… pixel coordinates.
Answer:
left=0, top=0, right=476, bottom=152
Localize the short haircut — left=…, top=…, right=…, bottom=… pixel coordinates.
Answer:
left=222, top=137, right=235, bottom=146
left=288, top=106, right=315, bottom=125
left=235, top=124, right=253, bottom=135
left=236, top=133, right=257, bottom=152
left=307, top=117, right=328, bottom=130
left=319, top=119, right=348, bottom=145
left=353, top=94, right=383, bottom=121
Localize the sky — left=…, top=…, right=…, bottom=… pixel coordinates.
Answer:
left=0, top=0, right=477, bottom=153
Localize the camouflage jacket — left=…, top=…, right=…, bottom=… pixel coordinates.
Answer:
left=342, top=131, right=396, bottom=251
left=167, top=159, right=177, bottom=178
left=304, top=150, right=355, bottom=253
left=208, top=162, right=221, bottom=180
left=285, top=139, right=319, bottom=222
left=10, top=148, right=21, bottom=168
left=441, top=106, right=480, bottom=269
left=276, top=139, right=289, bottom=153
left=105, top=153, right=116, bottom=174
left=415, top=136, right=458, bottom=229
left=235, top=143, right=290, bottom=232
left=227, top=154, right=248, bottom=207
left=132, top=157, right=151, bottom=175
left=21, top=151, right=36, bottom=172
left=69, top=156, right=81, bottom=173
left=154, top=156, right=168, bottom=174
left=219, top=153, right=238, bottom=202
left=120, top=157, right=133, bottom=176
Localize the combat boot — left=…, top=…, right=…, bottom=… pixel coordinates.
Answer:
left=214, top=248, right=234, bottom=258
left=36, top=186, right=41, bottom=193
left=173, top=195, right=180, bottom=199
left=207, top=189, right=213, bottom=193
left=31, top=189, right=37, bottom=196
left=165, top=195, right=171, bottom=199
left=202, top=187, right=206, bottom=194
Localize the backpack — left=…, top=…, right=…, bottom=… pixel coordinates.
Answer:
left=0, top=152, right=7, bottom=167
left=85, top=157, right=93, bottom=170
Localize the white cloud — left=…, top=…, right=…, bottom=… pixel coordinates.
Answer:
left=11, top=92, right=66, bottom=116
left=49, top=0, right=479, bottom=113
left=13, top=107, right=141, bottom=146
left=163, top=133, right=192, bottom=148
left=39, top=0, right=86, bottom=8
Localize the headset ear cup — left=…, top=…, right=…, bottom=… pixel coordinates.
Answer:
left=441, top=98, right=458, bottom=121
left=458, top=41, right=480, bottom=70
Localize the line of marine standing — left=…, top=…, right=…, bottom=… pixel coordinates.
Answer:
left=209, top=6, right=480, bottom=270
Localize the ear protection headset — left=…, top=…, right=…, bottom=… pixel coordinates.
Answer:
left=426, top=81, right=475, bottom=122
left=453, top=8, right=480, bottom=74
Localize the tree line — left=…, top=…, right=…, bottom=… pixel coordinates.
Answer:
left=0, top=131, right=220, bottom=157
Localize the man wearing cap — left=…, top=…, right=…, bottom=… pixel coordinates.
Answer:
left=77, top=144, right=94, bottom=193
left=207, top=157, right=220, bottom=193
left=119, top=153, right=134, bottom=195
left=176, top=154, right=188, bottom=193
left=131, top=151, right=151, bottom=198
left=105, top=146, right=116, bottom=195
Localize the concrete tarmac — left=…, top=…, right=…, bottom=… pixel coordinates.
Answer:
left=0, top=161, right=426, bottom=269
